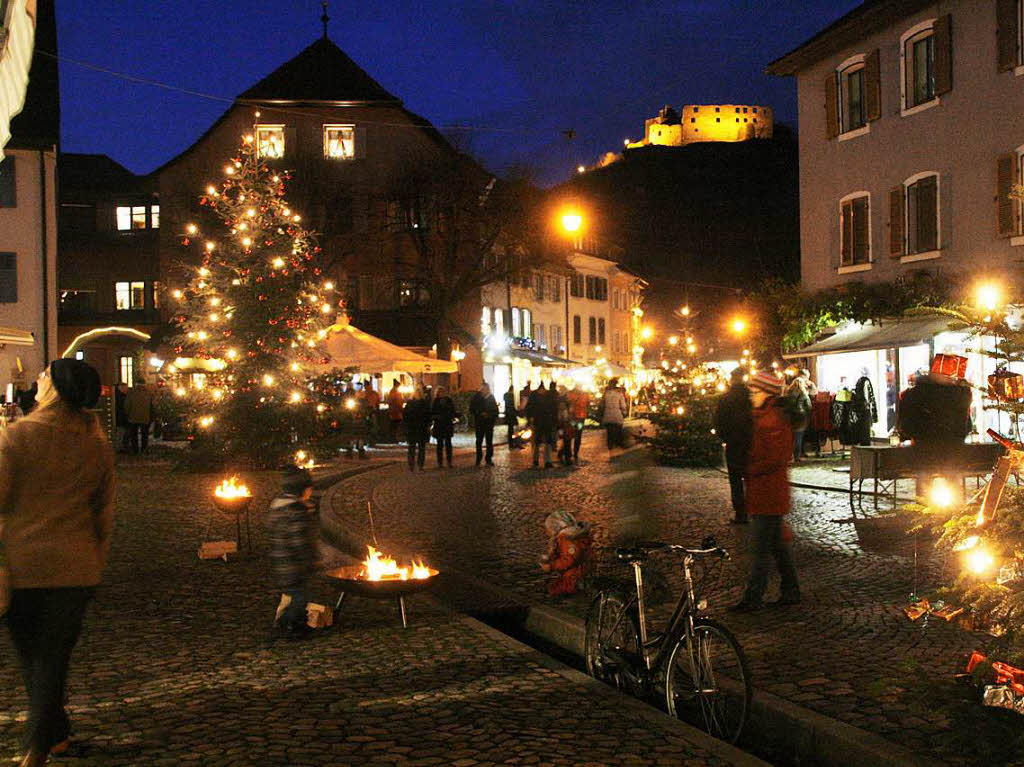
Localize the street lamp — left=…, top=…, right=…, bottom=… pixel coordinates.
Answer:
left=731, top=317, right=748, bottom=335
left=560, top=210, right=583, bottom=233
left=641, top=326, right=653, bottom=340
left=974, top=281, right=1003, bottom=313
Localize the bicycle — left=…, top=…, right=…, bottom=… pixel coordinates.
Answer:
left=583, top=537, right=752, bottom=744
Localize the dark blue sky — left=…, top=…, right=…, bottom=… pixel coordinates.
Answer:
left=56, top=0, right=860, bottom=187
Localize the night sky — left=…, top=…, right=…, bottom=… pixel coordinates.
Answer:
left=56, top=0, right=860, bottom=187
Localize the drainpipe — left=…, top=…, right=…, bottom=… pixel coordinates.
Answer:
left=39, top=150, right=50, bottom=363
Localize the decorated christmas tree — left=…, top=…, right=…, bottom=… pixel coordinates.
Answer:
left=167, top=129, right=342, bottom=468
left=914, top=284, right=1024, bottom=649
left=647, top=359, right=728, bottom=467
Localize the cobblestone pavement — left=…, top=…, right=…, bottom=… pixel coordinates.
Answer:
left=325, top=432, right=1013, bottom=766
left=0, top=454, right=757, bottom=766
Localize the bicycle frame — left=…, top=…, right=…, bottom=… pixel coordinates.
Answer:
left=626, top=554, right=700, bottom=673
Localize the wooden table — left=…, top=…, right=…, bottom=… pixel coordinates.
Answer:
left=849, top=443, right=1004, bottom=509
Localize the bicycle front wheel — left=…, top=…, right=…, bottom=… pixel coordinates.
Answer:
left=665, top=619, right=751, bottom=744
left=584, top=590, right=640, bottom=689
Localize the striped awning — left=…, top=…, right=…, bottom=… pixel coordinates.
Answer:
left=0, top=0, right=36, bottom=157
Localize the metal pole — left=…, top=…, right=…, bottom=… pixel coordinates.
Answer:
left=398, top=596, right=408, bottom=629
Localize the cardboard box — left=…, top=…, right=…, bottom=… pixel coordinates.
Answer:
left=306, top=602, right=334, bottom=628
left=198, top=540, right=237, bottom=560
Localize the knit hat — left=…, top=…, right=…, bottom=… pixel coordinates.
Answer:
left=747, top=371, right=783, bottom=395
left=49, top=359, right=101, bottom=410
left=544, top=509, right=577, bottom=537
left=281, top=465, right=314, bottom=495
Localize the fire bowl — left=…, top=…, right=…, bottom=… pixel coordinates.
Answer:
left=212, top=494, right=252, bottom=513
left=324, top=564, right=440, bottom=598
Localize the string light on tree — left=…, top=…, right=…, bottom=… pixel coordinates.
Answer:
left=167, top=124, right=340, bottom=467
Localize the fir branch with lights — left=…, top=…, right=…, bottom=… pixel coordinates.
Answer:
left=166, top=128, right=345, bottom=468
left=647, top=359, right=728, bottom=467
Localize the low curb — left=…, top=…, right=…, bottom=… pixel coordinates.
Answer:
left=320, top=470, right=930, bottom=767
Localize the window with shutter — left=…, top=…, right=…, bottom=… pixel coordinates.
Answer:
left=905, top=174, right=939, bottom=255
left=864, top=49, right=881, bottom=122
left=0, top=253, right=15, bottom=303
left=825, top=73, right=839, bottom=139
left=997, top=153, right=1018, bottom=237
left=588, top=317, right=596, bottom=345
left=934, top=14, right=952, bottom=95
left=839, top=194, right=871, bottom=266
left=901, top=20, right=943, bottom=113
left=598, top=318, right=606, bottom=346
left=0, top=157, right=15, bottom=207
left=997, top=0, right=1020, bottom=71
left=889, top=186, right=905, bottom=257
left=573, top=315, right=581, bottom=344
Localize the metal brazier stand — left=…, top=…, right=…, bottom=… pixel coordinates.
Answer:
left=323, top=565, right=439, bottom=628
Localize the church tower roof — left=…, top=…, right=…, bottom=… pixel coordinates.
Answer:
left=238, top=37, right=400, bottom=104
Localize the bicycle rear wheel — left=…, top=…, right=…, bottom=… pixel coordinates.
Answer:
left=664, top=619, right=751, bottom=744
left=584, top=590, right=640, bottom=690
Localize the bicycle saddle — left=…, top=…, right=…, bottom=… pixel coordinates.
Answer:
left=615, top=541, right=667, bottom=562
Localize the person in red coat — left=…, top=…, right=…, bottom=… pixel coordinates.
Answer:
left=730, top=371, right=801, bottom=612
left=540, top=510, right=593, bottom=596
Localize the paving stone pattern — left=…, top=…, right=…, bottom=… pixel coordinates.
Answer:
left=0, top=454, right=744, bottom=766
left=326, top=432, right=1007, bottom=766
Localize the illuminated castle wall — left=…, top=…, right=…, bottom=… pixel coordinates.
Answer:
left=627, top=104, right=773, bottom=148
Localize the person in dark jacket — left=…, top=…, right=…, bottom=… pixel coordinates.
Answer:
left=268, top=467, right=316, bottom=638
left=403, top=386, right=431, bottom=470
left=470, top=383, right=499, bottom=466
left=714, top=368, right=753, bottom=524
left=430, top=385, right=457, bottom=468
left=896, top=372, right=972, bottom=447
left=503, top=385, right=520, bottom=449
left=730, top=372, right=800, bottom=613
left=852, top=368, right=877, bottom=446
left=529, top=382, right=558, bottom=469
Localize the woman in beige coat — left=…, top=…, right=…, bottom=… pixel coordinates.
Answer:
left=0, top=359, right=114, bottom=767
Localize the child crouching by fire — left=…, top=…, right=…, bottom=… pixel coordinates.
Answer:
left=540, top=510, right=593, bottom=596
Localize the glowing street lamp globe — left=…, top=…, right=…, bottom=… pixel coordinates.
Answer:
left=561, top=211, right=583, bottom=233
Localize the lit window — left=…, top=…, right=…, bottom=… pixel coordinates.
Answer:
left=494, top=308, right=504, bottom=333
left=903, top=26, right=935, bottom=109
left=324, top=125, right=355, bottom=159
left=511, top=307, right=521, bottom=337
left=150, top=205, right=160, bottom=228
left=839, top=193, right=871, bottom=266
left=116, top=207, right=131, bottom=230
left=522, top=309, right=532, bottom=338
left=118, top=355, right=134, bottom=387
left=132, top=206, right=147, bottom=229
left=115, top=281, right=146, bottom=310
left=481, top=306, right=492, bottom=332
left=255, top=125, right=285, bottom=159
left=74, top=351, right=84, bottom=361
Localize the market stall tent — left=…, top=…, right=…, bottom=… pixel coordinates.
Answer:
left=315, top=320, right=457, bottom=374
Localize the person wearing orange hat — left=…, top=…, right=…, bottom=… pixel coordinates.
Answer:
left=730, top=371, right=801, bottom=612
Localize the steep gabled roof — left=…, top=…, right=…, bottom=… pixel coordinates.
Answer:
left=59, top=153, right=154, bottom=195
left=766, top=0, right=933, bottom=76
left=238, top=37, right=399, bottom=104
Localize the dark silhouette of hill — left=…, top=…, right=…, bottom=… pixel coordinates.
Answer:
left=552, top=127, right=799, bottom=354
left=557, top=127, right=799, bottom=288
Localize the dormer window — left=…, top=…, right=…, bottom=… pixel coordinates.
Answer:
left=255, top=125, right=285, bottom=159
left=324, top=125, right=355, bottom=159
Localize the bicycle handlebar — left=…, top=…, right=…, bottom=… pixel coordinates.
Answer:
left=615, top=540, right=729, bottom=562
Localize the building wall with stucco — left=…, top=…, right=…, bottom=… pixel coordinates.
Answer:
left=0, top=147, right=57, bottom=389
